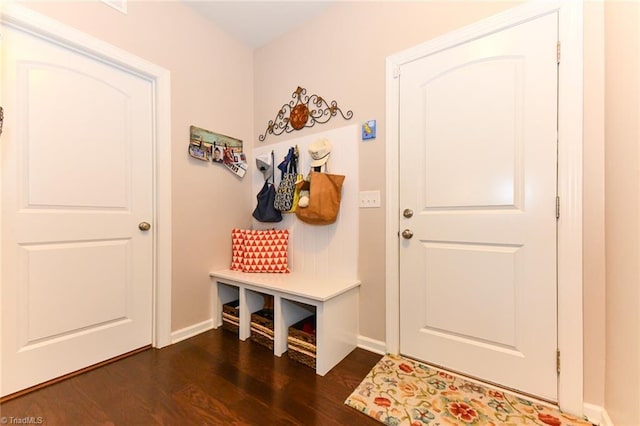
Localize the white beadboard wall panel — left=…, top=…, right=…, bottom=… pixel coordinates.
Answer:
left=252, top=125, right=359, bottom=280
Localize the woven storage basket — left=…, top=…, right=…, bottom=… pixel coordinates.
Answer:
left=250, top=308, right=274, bottom=350
left=287, top=315, right=316, bottom=369
left=222, top=300, right=240, bottom=334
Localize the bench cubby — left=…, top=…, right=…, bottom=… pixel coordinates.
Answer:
left=249, top=293, right=275, bottom=350
left=288, top=314, right=317, bottom=369
left=210, top=269, right=360, bottom=376
left=222, top=299, right=240, bottom=334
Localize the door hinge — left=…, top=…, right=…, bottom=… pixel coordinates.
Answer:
left=556, top=196, right=560, bottom=219
left=556, top=350, right=561, bottom=375
left=393, top=66, right=401, bottom=79
left=557, top=41, right=561, bottom=64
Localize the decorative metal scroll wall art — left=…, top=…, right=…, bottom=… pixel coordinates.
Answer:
left=259, top=86, right=353, bottom=142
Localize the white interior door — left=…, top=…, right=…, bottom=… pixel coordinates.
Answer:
left=1, top=22, right=154, bottom=397
left=399, top=12, right=559, bottom=401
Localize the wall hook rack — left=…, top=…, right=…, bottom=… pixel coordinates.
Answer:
left=258, top=86, right=353, bottom=142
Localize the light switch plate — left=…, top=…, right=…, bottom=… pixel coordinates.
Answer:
left=359, top=190, right=381, bottom=208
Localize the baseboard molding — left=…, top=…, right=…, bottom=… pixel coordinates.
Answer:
left=357, top=335, right=386, bottom=355
left=583, top=402, right=614, bottom=426
left=600, top=408, right=614, bottom=426
left=171, top=319, right=214, bottom=344
left=171, top=322, right=387, bottom=357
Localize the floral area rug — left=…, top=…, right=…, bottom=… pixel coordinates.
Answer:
left=345, top=354, right=593, bottom=426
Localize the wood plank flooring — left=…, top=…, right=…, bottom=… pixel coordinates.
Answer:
left=0, top=328, right=383, bottom=425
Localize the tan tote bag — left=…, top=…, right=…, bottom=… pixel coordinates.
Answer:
left=295, top=171, right=345, bottom=225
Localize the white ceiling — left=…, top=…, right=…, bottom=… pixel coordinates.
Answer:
left=185, top=1, right=334, bottom=48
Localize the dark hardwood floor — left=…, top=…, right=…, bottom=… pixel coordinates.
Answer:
left=0, top=328, right=382, bottom=425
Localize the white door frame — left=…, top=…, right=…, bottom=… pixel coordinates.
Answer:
left=385, top=0, right=583, bottom=416
left=0, top=4, right=173, bottom=352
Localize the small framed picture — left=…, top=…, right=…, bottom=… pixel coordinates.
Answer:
left=362, top=120, right=376, bottom=140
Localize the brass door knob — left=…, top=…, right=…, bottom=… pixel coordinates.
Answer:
left=139, top=222, right=151, bottom=231
left=403, top=208, right=414, bottom=218
left=402, top=229, right=413, bottom=239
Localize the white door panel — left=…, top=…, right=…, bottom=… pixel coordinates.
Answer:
left=2, top=23, right=153, bottom=396
left=422, top=242, right=520, bottom=347
left=399, top=12, right=558, bottom=400
left=22, top=240, right=130, bottom=342
left=423, top=58, right=523, bottom=208
left=24, top=65, right=132, bottom=209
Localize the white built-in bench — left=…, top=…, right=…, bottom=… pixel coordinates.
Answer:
left=209, top=269, right=360, bottom=375
left=211, top=124, right=361, bottom=376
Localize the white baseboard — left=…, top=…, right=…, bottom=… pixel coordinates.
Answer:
left=583, top=402, right=614, bottom=426
left=171, top=319, right=214, bottom=344
left=357, top=335, right=386, bottom=355
left=600, top=408, right=614, bottom=426
left=171, top=322, right=386, bottom=357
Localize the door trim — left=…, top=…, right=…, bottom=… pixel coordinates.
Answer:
left=0, top=3, right=173, bottom=353
left=385, top=0, right=583, bottom=415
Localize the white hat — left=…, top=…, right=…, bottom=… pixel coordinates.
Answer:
left=256, top=153, right=272, bottom=179
left=308, top=138, right=332, bottom=167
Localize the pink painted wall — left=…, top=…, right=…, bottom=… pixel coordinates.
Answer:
left=604, top=1, right=640, bottom=424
